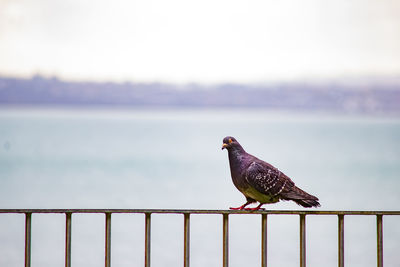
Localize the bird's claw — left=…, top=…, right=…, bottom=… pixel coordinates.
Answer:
left=229, top=206, right=245, bottom=210
left=243, top=207, right=265, bottom=211
left=229, top=206, right=265, bottom=211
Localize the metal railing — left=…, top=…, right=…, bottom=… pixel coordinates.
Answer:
left=1, top=209, right=399, bottom=267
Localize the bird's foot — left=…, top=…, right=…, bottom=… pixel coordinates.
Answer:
left=229, top=201, right=255, bottom=210
left=229, top=205, right=246, bottom=210
left=243, top=203, right=265, bottom=211
left=229, top=205, right=265, bottom=211
left=243, top=207, right=265, bottom=211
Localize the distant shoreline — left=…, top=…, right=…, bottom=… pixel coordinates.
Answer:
left=1, top=75, right=400, bottom=115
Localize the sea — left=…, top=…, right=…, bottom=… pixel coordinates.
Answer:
left=0, top=107, right=399, bottom=267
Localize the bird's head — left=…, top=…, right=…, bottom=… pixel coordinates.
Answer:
left=221, top=136, right=240, bottom=150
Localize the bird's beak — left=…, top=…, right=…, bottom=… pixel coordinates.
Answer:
left=222, top=143, right=228, bottom=150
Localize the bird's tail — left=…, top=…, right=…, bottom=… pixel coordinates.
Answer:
left=293, top=198, right=321, bottom=208
left=281, top=186, right=321, bottom=208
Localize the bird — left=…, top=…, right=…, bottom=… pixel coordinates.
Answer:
left=222, top=136, right=320, bottom=210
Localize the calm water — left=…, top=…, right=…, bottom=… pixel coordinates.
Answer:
left=0, top=108, right=399, bottom=267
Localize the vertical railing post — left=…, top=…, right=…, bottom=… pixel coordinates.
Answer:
left=377, top=215, right=383, bottom=267
left=261, top=214, right=267, bottom=267
left=338, top=215, right=344, bottom=267
left=145, top=213, right=151, bottom=267
left=223, top=214, right=229, bottom=267
left=184, top=213, right=190, bottom=267
left=299, top=214, right=306, bottom=267
left=65, top=213, right=72, bottom=267
left=105, top=213, right=112, bottom=267
left=25, top=213, right=32, bottom=267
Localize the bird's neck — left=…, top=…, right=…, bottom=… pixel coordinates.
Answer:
left=228, top=146, right=246, bottom=172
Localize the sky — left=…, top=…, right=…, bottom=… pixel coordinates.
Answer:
left=0, top=0, right=399, bottom=83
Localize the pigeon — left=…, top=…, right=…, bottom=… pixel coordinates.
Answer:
left=222, top=136, right=320, bottom=210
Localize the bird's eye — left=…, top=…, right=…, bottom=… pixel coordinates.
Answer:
left=228, top=138, right=233, bottom=144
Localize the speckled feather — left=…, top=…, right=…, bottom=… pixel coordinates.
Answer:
left=245, top=161, right=294, bottom=197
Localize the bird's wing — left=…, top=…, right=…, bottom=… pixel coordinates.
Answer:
left=244, top=161, right=295, bottom=197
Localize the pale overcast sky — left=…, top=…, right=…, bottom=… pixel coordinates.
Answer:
left=0, top=0, right=399, bottom=83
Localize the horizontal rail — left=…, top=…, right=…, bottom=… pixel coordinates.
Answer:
left=1, top=209, right=399, bottom=215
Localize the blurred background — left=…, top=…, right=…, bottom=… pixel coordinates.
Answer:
left=0, top=1, right=399, bottom=267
